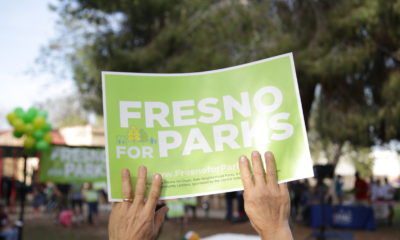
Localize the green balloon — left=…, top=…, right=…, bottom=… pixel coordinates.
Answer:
left=36, top=140, right=49, bottom=151
left=13, top=130, right=23, bottom=138
left=14, top=107, right=25, bottom=119
left=14, top=107, right=24, bottom=114
left=12, top=118, right=22, bottom=126
left=43, top=132, right=53, bottom=143
left=43, top=123, right=52, bottom=132
left=24, top=136, right=36, bottom=150
left=24, top=107, right=38, bottom=123
left=13, top=119, right=25, bottom=133
left=33, top=116, right=46, bottom=130
left=23, top=114, right=33, bottom=123
left=28, top=107, right=38, bottom=114
left=6, top=112, right=17, bottom=125
left=25, top=124, right=34, bottom=136
left=33, top=130, right=45, bottom=140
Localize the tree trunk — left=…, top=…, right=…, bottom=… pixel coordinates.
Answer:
left=332, top=143, right=344, bottom=167
left=299, top=80, right=317, bottom=130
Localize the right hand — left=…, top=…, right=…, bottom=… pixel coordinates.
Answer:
left=108, top=167, right=168, bottom=240
left=239, top=151, right=293, bottom=240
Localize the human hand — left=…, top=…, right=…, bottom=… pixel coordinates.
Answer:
left=108, top=167, right=168, bottom=240
left=239, top=151, right=293, bottom=240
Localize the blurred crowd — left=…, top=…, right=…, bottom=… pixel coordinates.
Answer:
left=29, top=182, right=108, bottom=227
left=288, top=173, right=398, bottom=226
left=1, top=173, right=397, bottom=239
left=0, top=181, right=109, bottom=239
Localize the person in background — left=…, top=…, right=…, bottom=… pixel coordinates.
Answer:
left=300, top=179, right=312, bottom=222
left=108, top=151, right=293, bottom=240
left=55, top=184, right=71, bottom=211
left=224, top=191, right=236, bottom=221
left=44, top=182, right=57, bottom=213
left=54, top=183, right=71, bottom=223
left=378, top=177, right=395, bottom=225
left=334, top=175, right=344, bottom=205
left=201, top=197, right=210, bottom=218
left=236, top=191, right=247, bottom=222
left=369, top=177, right=379, bottom=202
left=31, top=186, right=45, bottom=214
left=70, top=183, right=84, bottom=225
left=83, top=183, right=99, bottom=225
left=315, top=178, right=330, bottom=204
left=354, top=172, right=369, bottom=205
left=183, top=197, right=197, bottom=221
left=0, top=203, right=18, bottom=240
left=225, top=191, right=247, bottom=222
left=290, top=180, right=303, bottom=219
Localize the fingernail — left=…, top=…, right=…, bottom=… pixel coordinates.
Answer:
left=122, top=168, right=129, bottom=177
left=153, top=174, right=161, bottom=180
left=239, top=156, right=247, bottom=162
left=265, top=151, right=273, bottom=158
left=252, top=151, right=260, bottom=157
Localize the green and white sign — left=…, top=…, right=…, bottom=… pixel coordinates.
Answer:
left=166, top=200, right=185, bottom=218
left=102, top=53, right=313, bottom=201
left=39, top=146, right=106, bottom=183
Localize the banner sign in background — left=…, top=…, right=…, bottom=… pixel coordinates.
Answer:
left=103, top=53, right=313, bottom=201
left=39, top=146, right=106, bottom=183
left=166, top=200, right=185, bottom=218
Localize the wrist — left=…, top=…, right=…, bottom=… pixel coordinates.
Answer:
left=259, top=222, right=293, bottom=240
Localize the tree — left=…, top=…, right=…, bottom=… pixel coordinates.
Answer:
left=35, top=93, right=89, bottom=128
left=349, top=148, right=374, bottom=178
left=42, top=0, right=323, bottom=118
left=307, top=0, right=400, bottom=166
left=42, top=0, right=400, bottom=157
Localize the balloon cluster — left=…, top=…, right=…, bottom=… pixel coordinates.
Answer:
left=6, top=107, right=53, bottom=152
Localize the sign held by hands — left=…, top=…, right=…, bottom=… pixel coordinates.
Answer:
left=102, top=53, right=313, bottom=201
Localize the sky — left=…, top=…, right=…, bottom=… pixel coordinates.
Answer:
left=0, top=0, right=75, bottom=129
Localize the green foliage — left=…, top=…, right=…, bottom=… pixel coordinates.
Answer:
left=42, top=0, right=400, bottom=151
left=380, top=71, right=400, bottom=139
left=302, top=0, right=400, bottom=149
left=349, top=148, right=374, bottom=178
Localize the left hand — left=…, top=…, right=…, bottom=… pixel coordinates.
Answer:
left=108, top=167, right=168, bottom=240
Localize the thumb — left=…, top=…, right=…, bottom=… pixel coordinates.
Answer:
left=154, top=206, right=169, bottom=231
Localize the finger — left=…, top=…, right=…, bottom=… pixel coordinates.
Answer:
left=251, top=151, right=266, bottom=185
left=144, top=174, right=162, bottom=213
left=154, top=206, right=169, bottom=234
left=121, top=168, right=133, bottom=202
left=265, top=151, right=278, bottom=187
left=133, top=166, right=147, bottom=207
left=239, top=155, right=254, bottom=190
